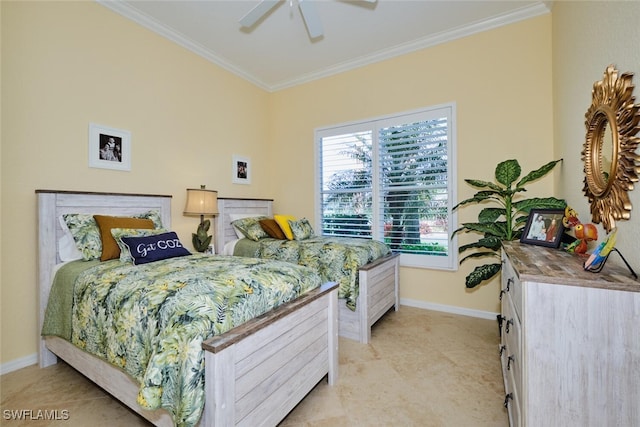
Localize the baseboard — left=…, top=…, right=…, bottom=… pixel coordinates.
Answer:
left=400, top=298, right=498, bottom=320
left=1, top=353, right=38, bottom=375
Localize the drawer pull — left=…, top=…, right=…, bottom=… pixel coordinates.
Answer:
left=499, top=278, right=514, bottom=300
left=499, top=345, right=506, bottom=356
left=505, top=318, right=514, bottom=334
left=507, top=355, right=515, bottom=370
left=497, top=315, right=505, bottom=331
left=504, top=393, right=513, bottom=408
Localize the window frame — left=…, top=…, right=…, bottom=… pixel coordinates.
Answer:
left=314, top=103, right=458, bottom=270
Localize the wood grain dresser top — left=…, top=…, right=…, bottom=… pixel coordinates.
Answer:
left=502, top=241, right=640, bottom=293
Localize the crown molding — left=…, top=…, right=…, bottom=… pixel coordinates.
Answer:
left=96, top=0, right=271, bottom=91
left=97, top=1, right=550, bottom=93
left=271, top=2, right=551, bottom=91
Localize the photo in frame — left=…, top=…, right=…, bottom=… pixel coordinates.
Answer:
left=520, top=208, right=565, bottom=248
left=88, top=123, right=131, bottom=171
left=232, top=155, right=251, bottom=184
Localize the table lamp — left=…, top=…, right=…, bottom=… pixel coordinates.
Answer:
left=184, top=185, right=218, bottom=252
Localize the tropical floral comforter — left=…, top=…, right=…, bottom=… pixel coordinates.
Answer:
left=42, top=254, right=321, bottom=427
left=233, top=237, right=391, bottom=310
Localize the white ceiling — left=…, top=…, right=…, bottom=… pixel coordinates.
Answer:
left=99, top=0, right=551, bottom=92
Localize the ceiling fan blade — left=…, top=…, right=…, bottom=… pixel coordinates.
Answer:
left=239, top=0, right=282, bottom=28
left=298, top=0, right=323, bottom=38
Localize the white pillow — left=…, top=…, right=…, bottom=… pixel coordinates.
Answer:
left=223, top=239, right=240, bottom=256
left=229, top=213, right=262, bottom=239
left=58, top=216, right=83, bottom=262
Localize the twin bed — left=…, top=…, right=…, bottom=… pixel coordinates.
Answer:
left=37, top=191, right=399, bottom=426
left=214, top=197, right=400, bottom=345
left=37, top=190, right=339, bottom=427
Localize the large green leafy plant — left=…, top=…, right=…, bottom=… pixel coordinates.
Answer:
left=453, top=159, right=566, bottom=288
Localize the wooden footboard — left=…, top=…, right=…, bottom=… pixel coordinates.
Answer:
left=42, top=283, right=338, bottom=427
left=202, top=282, right=338, bottom=426
left=338, top=253, right=400, bottom=344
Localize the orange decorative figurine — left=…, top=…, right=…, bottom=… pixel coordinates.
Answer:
left=562, top=206, right=598, bottom=254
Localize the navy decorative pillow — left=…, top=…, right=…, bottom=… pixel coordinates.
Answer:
left=121, top=231, right=191, bottom=265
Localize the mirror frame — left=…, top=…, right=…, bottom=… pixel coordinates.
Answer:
left=582, top=65, right=640, bottom=233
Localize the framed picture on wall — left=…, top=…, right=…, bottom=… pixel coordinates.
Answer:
left=232, top=155, right=251, bottom=184
left=520, top=208, right=565, bottom=248
left=88, top=123, right=131, bottom=171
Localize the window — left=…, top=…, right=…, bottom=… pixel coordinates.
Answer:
left=316, top=104, right=457, bottom=270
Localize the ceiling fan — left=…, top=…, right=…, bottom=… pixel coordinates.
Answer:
left=239, top=0, right=376, bottom=40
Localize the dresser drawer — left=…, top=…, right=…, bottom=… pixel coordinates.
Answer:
left=502, top=294, right=522, bottom=399
left=502, top=252, right=522, bottom=320
left=505, top=300, right=522, bottom=401
left=501, top=253, right=523, bottom=427
left=501, top=352, right=521, bottom=427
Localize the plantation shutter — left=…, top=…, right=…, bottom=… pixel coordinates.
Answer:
left=378, top=112, right=450, bottom=264
left=316, top=104, right=457, bottom=270
left=319, top=129, right=373, bottom=237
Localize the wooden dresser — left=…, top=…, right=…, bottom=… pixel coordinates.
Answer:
left=500, top=241, right=640, bottom=427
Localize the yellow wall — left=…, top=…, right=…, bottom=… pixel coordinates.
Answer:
left=269, top=15, right=555, bottom=316
left=552, top=1, right=640, bottom=264
left=1, top=2, right=557, bottom=366
left=1, top=1, right=271, bottom=365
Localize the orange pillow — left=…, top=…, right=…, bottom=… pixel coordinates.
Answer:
left=94, top=215, right=154, bottom=261
left=259, top=218, right=286, bottom=239
left=274, top=214, right=296, bottom=240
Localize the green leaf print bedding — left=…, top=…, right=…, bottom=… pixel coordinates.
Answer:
left=52, top=254, right=321, bottom=426
left=234, top=237, right=391, bottom=310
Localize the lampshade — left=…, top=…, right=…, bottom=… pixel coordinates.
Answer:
left=184, top=187, right=218, bottom=216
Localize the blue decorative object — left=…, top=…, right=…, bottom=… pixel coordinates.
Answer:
left=122, top=232, right=191, bottom=265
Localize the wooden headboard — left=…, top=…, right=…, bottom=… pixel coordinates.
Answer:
left=36, top=190, right=172, bottom=367
left=215, top=198, right=273, bottom=253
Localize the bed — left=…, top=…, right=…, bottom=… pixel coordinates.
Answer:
left=37, top=190, right=338, bottom=427
left=214, top=197, right=400, bottom=345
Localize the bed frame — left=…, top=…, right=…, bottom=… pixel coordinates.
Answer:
left=215, top=197, right=400, bottom=344
left=36, top=190, right=338, bottom=427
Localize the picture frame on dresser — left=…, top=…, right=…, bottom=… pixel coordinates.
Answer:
left=520, top=208, right=565, bottom=248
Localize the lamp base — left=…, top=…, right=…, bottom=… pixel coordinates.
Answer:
left=192, top=219, right=212, bottom=252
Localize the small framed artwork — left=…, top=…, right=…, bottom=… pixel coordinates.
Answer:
left=232, top=155, right=251, bottom=184
left=88, top=123, right=131, bottom=171
left=520, top=208, right=565, bottom=248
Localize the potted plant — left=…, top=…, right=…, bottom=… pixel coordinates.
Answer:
left=453, top=159, right=566, bottom=288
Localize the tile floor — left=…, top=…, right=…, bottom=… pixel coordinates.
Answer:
left=1, top=306, right=508, bottom=426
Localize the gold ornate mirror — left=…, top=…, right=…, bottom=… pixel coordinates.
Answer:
left=582, top=65, right=640, bottom=233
